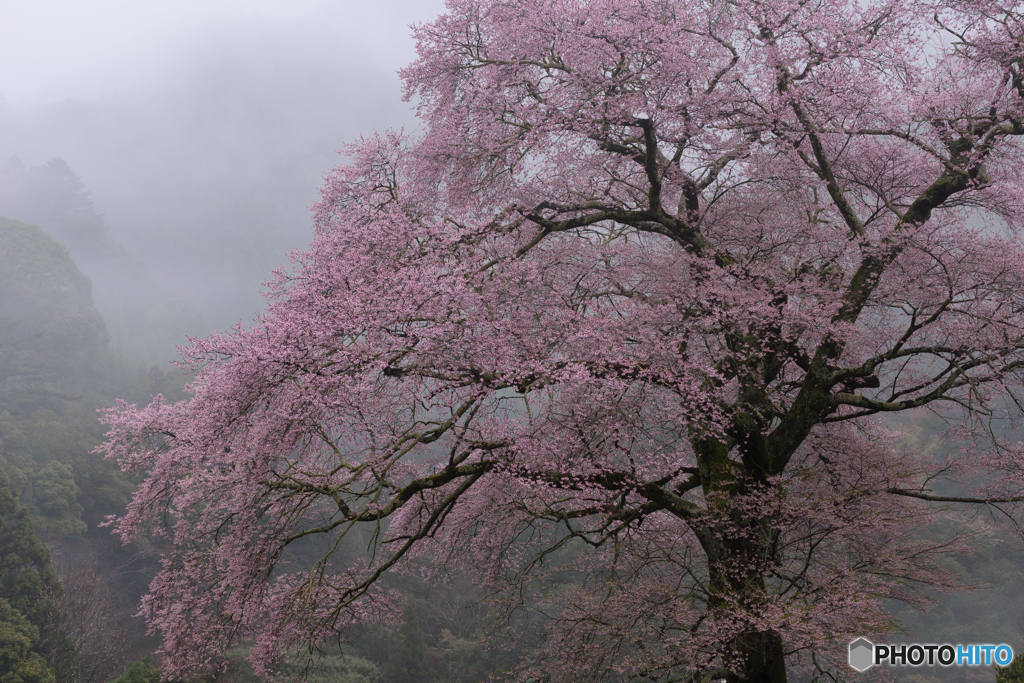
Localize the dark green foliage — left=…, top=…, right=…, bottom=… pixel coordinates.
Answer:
left=105, top=657, right=160, bottom=683
left=0, top=468, right=60, bottom=626
left=0, top=408, right=132, bottom=539
left=0, top=206, right=198, bottom=683
left=0, top=598, right=54, bottom=683
left=0, top=470, right=72, bottom=682
left=996, top=653, right=1024, bottom=683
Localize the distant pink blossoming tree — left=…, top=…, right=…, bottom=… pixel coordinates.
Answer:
left=100, top=0, right=1024, bottom=681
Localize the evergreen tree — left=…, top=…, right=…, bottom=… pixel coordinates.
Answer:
left=0, top=598, right=54, bottom=683
left=0, top=469, right=72, bottom=682
left=997, top=654, right=1024, bottom=683
left=0, top=158, right=106, bottom=249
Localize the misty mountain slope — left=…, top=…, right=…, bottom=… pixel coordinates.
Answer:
left=0, top=215, right=108, bottom=401
left=0, top=35, right=416, bottom=337
left=0, top=158, right=207, bottom=364
left=0, top=215, right=123, bottom=536
left=0, top=216, right=194, bottom=681
left=0, top=215, right=192, bottom=538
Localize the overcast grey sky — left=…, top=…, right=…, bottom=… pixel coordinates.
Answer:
left=0, top=0, right=445, bottom=105
left=0, top=0, right=449, bottom=359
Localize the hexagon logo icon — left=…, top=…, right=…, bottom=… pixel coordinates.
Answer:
left=849, top=638, right=875, bottom=672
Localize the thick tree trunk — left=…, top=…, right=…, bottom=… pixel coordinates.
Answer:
left=694, top=440, right=789, bottom=683
left=732, top=630, right=788, bottom=683
left=698, top=524, right=789, bottom=683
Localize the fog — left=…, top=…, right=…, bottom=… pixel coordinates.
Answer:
left=0, top=0, right=446, bottom=361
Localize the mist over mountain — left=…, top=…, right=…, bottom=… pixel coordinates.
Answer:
left=0, top=13, right=435, bottom=358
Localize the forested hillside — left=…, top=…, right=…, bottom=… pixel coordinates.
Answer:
left=0, top=215, right=152, bottom=536
left=0, top=211, right=513, bottom=683
left=0, top=213, right=189, bottom=682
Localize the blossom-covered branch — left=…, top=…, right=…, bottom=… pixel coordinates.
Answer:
left=101, top=1, right=1024, bottom=681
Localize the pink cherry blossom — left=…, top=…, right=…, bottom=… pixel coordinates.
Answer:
left=100, top=1, right=1024, bottom=681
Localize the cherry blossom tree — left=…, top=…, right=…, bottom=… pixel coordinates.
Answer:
left=100, top=0, right=1024, bottom=681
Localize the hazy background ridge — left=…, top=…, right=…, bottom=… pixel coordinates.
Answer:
left=0, top=0, right=444, bottom=360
